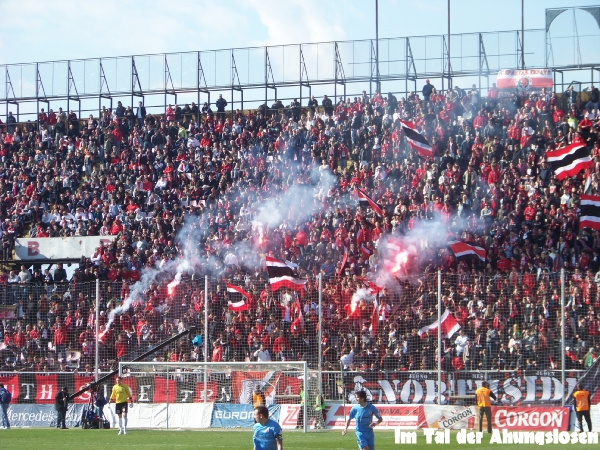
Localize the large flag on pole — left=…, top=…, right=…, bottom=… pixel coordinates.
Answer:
left=545, top=143, right=593, bottom=180
left=579, top=194, right=600, bottom=230
left=398, top=119, right=433, bottom=158
left=369, top=300, right=379, bottom=337
left=266, top=256, right=307, bottom=292
left=291, top=297, right=305, bottom=333
left=355, top=188, right=384, bottom=217
left=448, top=241, right=486, bottom=262
left=357, top=276, right=383, bottom=295
left=418, top=309, right=461, bottom=338
left=338, top=247, right=349, bottom=276
left=226, top=283, right=252, bottom=311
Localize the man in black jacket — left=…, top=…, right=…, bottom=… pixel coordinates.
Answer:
left=55, top=386, right=69, bottom=429
left=115, top=101, right=126, bottom=118
left=290, top=98, right=301, bottom=121
left=142, top=125, right=153, bottom=151
left=53, top=264, right=67, bottom=284
left=322, top=95, right=333, bottom=116
left=136, top=101, right=146, bottom=130
left=422, top=79, right=434, bottom=101
left=6, top=112, right=16, bottom=134
left=216, top=94, right=227, bottom=121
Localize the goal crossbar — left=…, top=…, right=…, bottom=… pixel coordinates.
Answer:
left=119, top=361, right=310, bottom=432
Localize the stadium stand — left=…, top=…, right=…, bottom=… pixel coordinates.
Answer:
left=0, top=83, right=598, bottom=397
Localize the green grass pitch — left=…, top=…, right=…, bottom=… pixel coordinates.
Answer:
left=2, top=428, right=597, bottom=450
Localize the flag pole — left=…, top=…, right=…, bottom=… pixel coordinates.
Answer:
left=437, top=270, right=442, bottom=405
left=341, top=361, right=347, bottom=424
left=204, top=275, right=209, bottom=402
left=561, top=268, right=565, bottom=406
left=318, top=274, right=323, bottom=401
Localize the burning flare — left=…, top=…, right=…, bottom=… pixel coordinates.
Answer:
left=391, top=251, right=409, bottom=273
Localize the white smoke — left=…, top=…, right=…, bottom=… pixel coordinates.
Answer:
left=351, top=288, right=375, bottom=309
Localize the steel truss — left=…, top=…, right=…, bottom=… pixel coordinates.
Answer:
left=1, top=18, right=600, bottom=121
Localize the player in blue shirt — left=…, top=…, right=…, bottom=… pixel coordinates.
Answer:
left=342, top=391, right=382, bottom=450
left=253, top=405, right=283, bottom=450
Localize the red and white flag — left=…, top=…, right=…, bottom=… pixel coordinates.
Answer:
left=338, top=247, right=349, bottom=276
left=359, top=243, right=373, bottom=259
left=226, top=283, right=251, bottom=311
left=418, top=309, right=461, bottom=338
left=357, top=276, right=383, bottom=295
left=355, top=188, right=384, bottom=217
left=580, top=194, right=600, bottom=231
left=545, top=143, right=593, bottom=181
left=448, top=241, right=486, bottom=262
left=398, top=119, right=433, bottom=158
left=496, top=69, right=553, bottom=90
left=369, top=300, right=379, bottom=337
left=291, top=297, right=305, bottom=333
left=266, top=256, right=307, bottom=292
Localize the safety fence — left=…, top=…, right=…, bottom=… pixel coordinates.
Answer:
left=0, top=269, right=597, bottom=407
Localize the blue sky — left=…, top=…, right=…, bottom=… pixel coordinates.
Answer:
left=1, top=0, right=599, bottom=64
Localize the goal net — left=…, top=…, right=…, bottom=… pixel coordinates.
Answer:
left=118, top=361, right=316, bottom=431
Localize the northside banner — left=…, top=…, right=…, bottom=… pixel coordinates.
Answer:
left=0, top=371, right=580, bottom=406
left=344, top=371, right=579, bottom=405
left=15, top=236, right=114, bottom=260
left=496, top=69, right=553, bottom=92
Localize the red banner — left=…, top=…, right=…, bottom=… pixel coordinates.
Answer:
left=0, top=374, right=19, bottom=402
left=491, top=406, right=569, bottom=431
left=496, top=69, right=553, bottom=91
left=72, top=375, right=96, bottom=404
left=153, top=376, right=177, bottom=403
left=34, top=374, right=57, bottom=404
left=231, top=371, right=280, bottom=404
left=275, top=375, right=302, bottom=402
left=194, top=381, right=220, bottom=402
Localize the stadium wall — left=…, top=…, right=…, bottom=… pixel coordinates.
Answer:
left=3, top=403, right=575, bottom=431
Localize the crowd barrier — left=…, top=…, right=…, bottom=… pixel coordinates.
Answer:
left=2, top=403, right=577, bottom=431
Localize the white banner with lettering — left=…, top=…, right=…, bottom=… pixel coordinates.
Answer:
left=15, top=236, right=114, bottom=260
left=104, top=403, right=213, bottom=429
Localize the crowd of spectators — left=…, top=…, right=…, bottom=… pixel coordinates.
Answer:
left=1, top=79, right=600, bottom=381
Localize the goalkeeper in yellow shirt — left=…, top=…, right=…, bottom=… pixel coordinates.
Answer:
left=108, top=376, right=134, bottom=435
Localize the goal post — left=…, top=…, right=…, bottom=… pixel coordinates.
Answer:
left=118, top=361, right=311, bottom=431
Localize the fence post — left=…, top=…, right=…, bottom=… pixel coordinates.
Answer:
left=560, top=268, right=565, bottom=406
left=95, top=279, right=100, bottom=380
left=317, top=273, right=323, bottom=399
left=204, top=275, right=209, bottom=402
left=437, top=270, right=442, bottom=405
left=166, top=365, right=170, bottom=430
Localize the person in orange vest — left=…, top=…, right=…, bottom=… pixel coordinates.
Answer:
left=476, top=381, right=497, bottom=433
left=253, top=385, right=266, bottom=408
left=573, top=383, right=592, bottom=432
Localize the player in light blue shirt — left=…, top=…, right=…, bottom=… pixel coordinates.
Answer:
left=253, top=406, right=283, bottom=450
left=342, top=391, right=382, bottom=450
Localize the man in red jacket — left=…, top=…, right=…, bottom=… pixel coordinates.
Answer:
left=53, top=323, right=67, bottom=362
